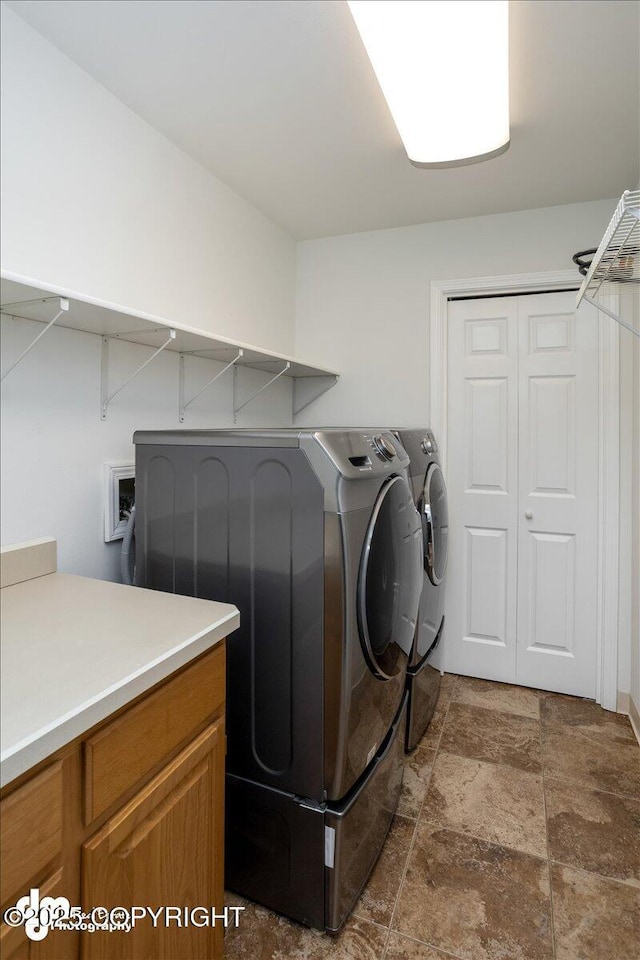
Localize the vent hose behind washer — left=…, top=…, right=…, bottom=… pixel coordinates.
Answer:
left=120, top=504, right=136, bottom=586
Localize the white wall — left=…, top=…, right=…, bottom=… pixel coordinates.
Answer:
left=0, top=5, right=295, bottom=354
left=618, top=286, right=640, bottom=724
left=0, top=5, right=296, bottom=580
left=1, top=318, right=293, bottom=582
left=629, top=292, right=640, bottom=725
left=295, top=199, right=616, bottom=426
left=617, top=288, right=636, bottom=702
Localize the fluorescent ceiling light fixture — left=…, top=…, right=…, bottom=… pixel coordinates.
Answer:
left=347, top=0, right=510, bottom=167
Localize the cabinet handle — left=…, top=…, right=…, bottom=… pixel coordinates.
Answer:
left=525, top=510, right=533, bottom=520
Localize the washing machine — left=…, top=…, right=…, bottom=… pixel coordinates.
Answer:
left=133, top=428, right=423, bottom=931
left=392, top=429, right=449, bottom=752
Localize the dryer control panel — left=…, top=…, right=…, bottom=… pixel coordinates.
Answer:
left=313, top=430, right=410, bottom=479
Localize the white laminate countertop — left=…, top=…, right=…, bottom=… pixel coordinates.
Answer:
left=0, top=573, right=239, bottom=788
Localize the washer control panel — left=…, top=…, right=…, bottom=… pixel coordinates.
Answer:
left=421, top=430, right=438, bottom=456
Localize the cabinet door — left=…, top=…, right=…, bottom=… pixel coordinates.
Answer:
left=82, top=719, right=224, bottom=960
left=0, top=869, right=76, bottom=960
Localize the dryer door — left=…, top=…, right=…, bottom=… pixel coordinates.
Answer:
left=358, top=475, right=423, bottom=679
left=420, top=463, right=449, bottom=586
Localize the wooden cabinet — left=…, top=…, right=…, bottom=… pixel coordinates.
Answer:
left=84, top=650, right=224, bottom=824
left=0, top=762, right=64, bottom=904
left=0, top=757, right=75, bottom=960
left=82, top=720, right=224, bottom=960
left=1, top=869, right=72, bottom=960
left=0, top=644, right=226, bottom=960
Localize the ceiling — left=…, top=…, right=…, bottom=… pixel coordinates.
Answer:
left=5, top=0, right=640, bottom=239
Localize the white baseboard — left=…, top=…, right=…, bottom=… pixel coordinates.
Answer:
left=629, top=695, right=640, bottom=746
left=616, top=689, right=640, bottom=745
left=617, top=690, right=630, bottom=713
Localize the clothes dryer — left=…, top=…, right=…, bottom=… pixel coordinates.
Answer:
left=392, top=429, right=449, bottom=752
left=134, top=428, right=423, bottom=931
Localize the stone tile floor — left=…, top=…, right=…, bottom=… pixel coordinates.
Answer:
left=225, top=675, right=640, bottom=960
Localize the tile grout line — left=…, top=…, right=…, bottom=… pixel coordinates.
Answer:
left=334, top=913, right=394, bottom=959
left=416, top=816, right=549, bottom=864
left=381, top=676, right=459, bottom=960
left=434, top=743, right=542, bottom=777
left=539, top=695, right=558, bottom=960
left=448, top=695, right=543, bottom=722
left=384, top=927, right=474, bottom=960
left=443, top=695, right=549, bottom=783
left=381, top=783, right=422, bottom=958
left=541, top=766, right=640, bottom=805
left=547, top=856, right=640, bottom=890
left=542, top=771, right=640, bottom=804
left=377, top=911, right=393, bottom=957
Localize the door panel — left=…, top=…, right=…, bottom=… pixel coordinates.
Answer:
left=446, top=298, right=519, bottom=681
left=516, top=293, right=598, bottom=696
left=464, top=526, right=509, bottom=648
left=465, top=377, right=510, bottom=493
left=525, top=531, right=576, bottom=655
left=446, top=292, right=599, bottom=695
left=528, top=376, right=576, bottom=496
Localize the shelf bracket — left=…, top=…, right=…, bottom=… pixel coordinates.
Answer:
left=233, top=361, right=290, bottom=422
left=583, top=295, right=639, bottom=338
left=0, top=298, right=69, bottom=381
left=101, top=329, right=176, bottom=419
left=292, top=375, right=339, bottom=420
left=179, top=349, right=244, bottom=422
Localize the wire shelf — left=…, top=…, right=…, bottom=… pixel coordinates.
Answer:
left=577, top=190, right=640, bottom=304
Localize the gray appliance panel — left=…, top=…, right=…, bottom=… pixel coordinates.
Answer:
left=136, top=434, right=417, bottom=804
left=329, top=498, right=415, bottom=801
left=134, top=428, right=409, bottom=480
left=406, top=653, right=442, bottom=752
left=391, top=427, right=438, bottom=481
left=225, top=774, right=326, bottom=930
left=224, top=694, right=406, bottom=933
left=415, top=573, right=445, bottom=663
left=136, top=442, right=326, bottom=800
left=392, top=428, right=447, bottom=668
left=422, top=462, right=449, bottom=587
left=325, top=694, right=407, bottom=932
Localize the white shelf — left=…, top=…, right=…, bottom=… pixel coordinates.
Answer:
left=0, top=273, right=340, bottom=418
left=577, top=190, right=640, bottom=337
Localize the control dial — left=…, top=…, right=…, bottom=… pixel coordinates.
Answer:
left=373, top=435, right=396, bottom=461
left=421, top=437, right=434, bottom=455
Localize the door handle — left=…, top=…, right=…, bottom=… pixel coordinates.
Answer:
left=525, top=511, right=533, bottom=520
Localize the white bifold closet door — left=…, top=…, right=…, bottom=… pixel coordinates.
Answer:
left=446, top=292, right=599, bottom=696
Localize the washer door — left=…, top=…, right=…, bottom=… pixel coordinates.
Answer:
left=358, top=475, right=423, bottom=679
left=420, top=463, right=449, bottom=586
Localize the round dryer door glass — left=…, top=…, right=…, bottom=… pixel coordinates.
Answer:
left=421, top=463, right=449, bottom=586
left=358, top=475, right=423, bottom=679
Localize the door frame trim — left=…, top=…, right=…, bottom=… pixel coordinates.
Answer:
left=430, top=270, right=620, bottom=710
